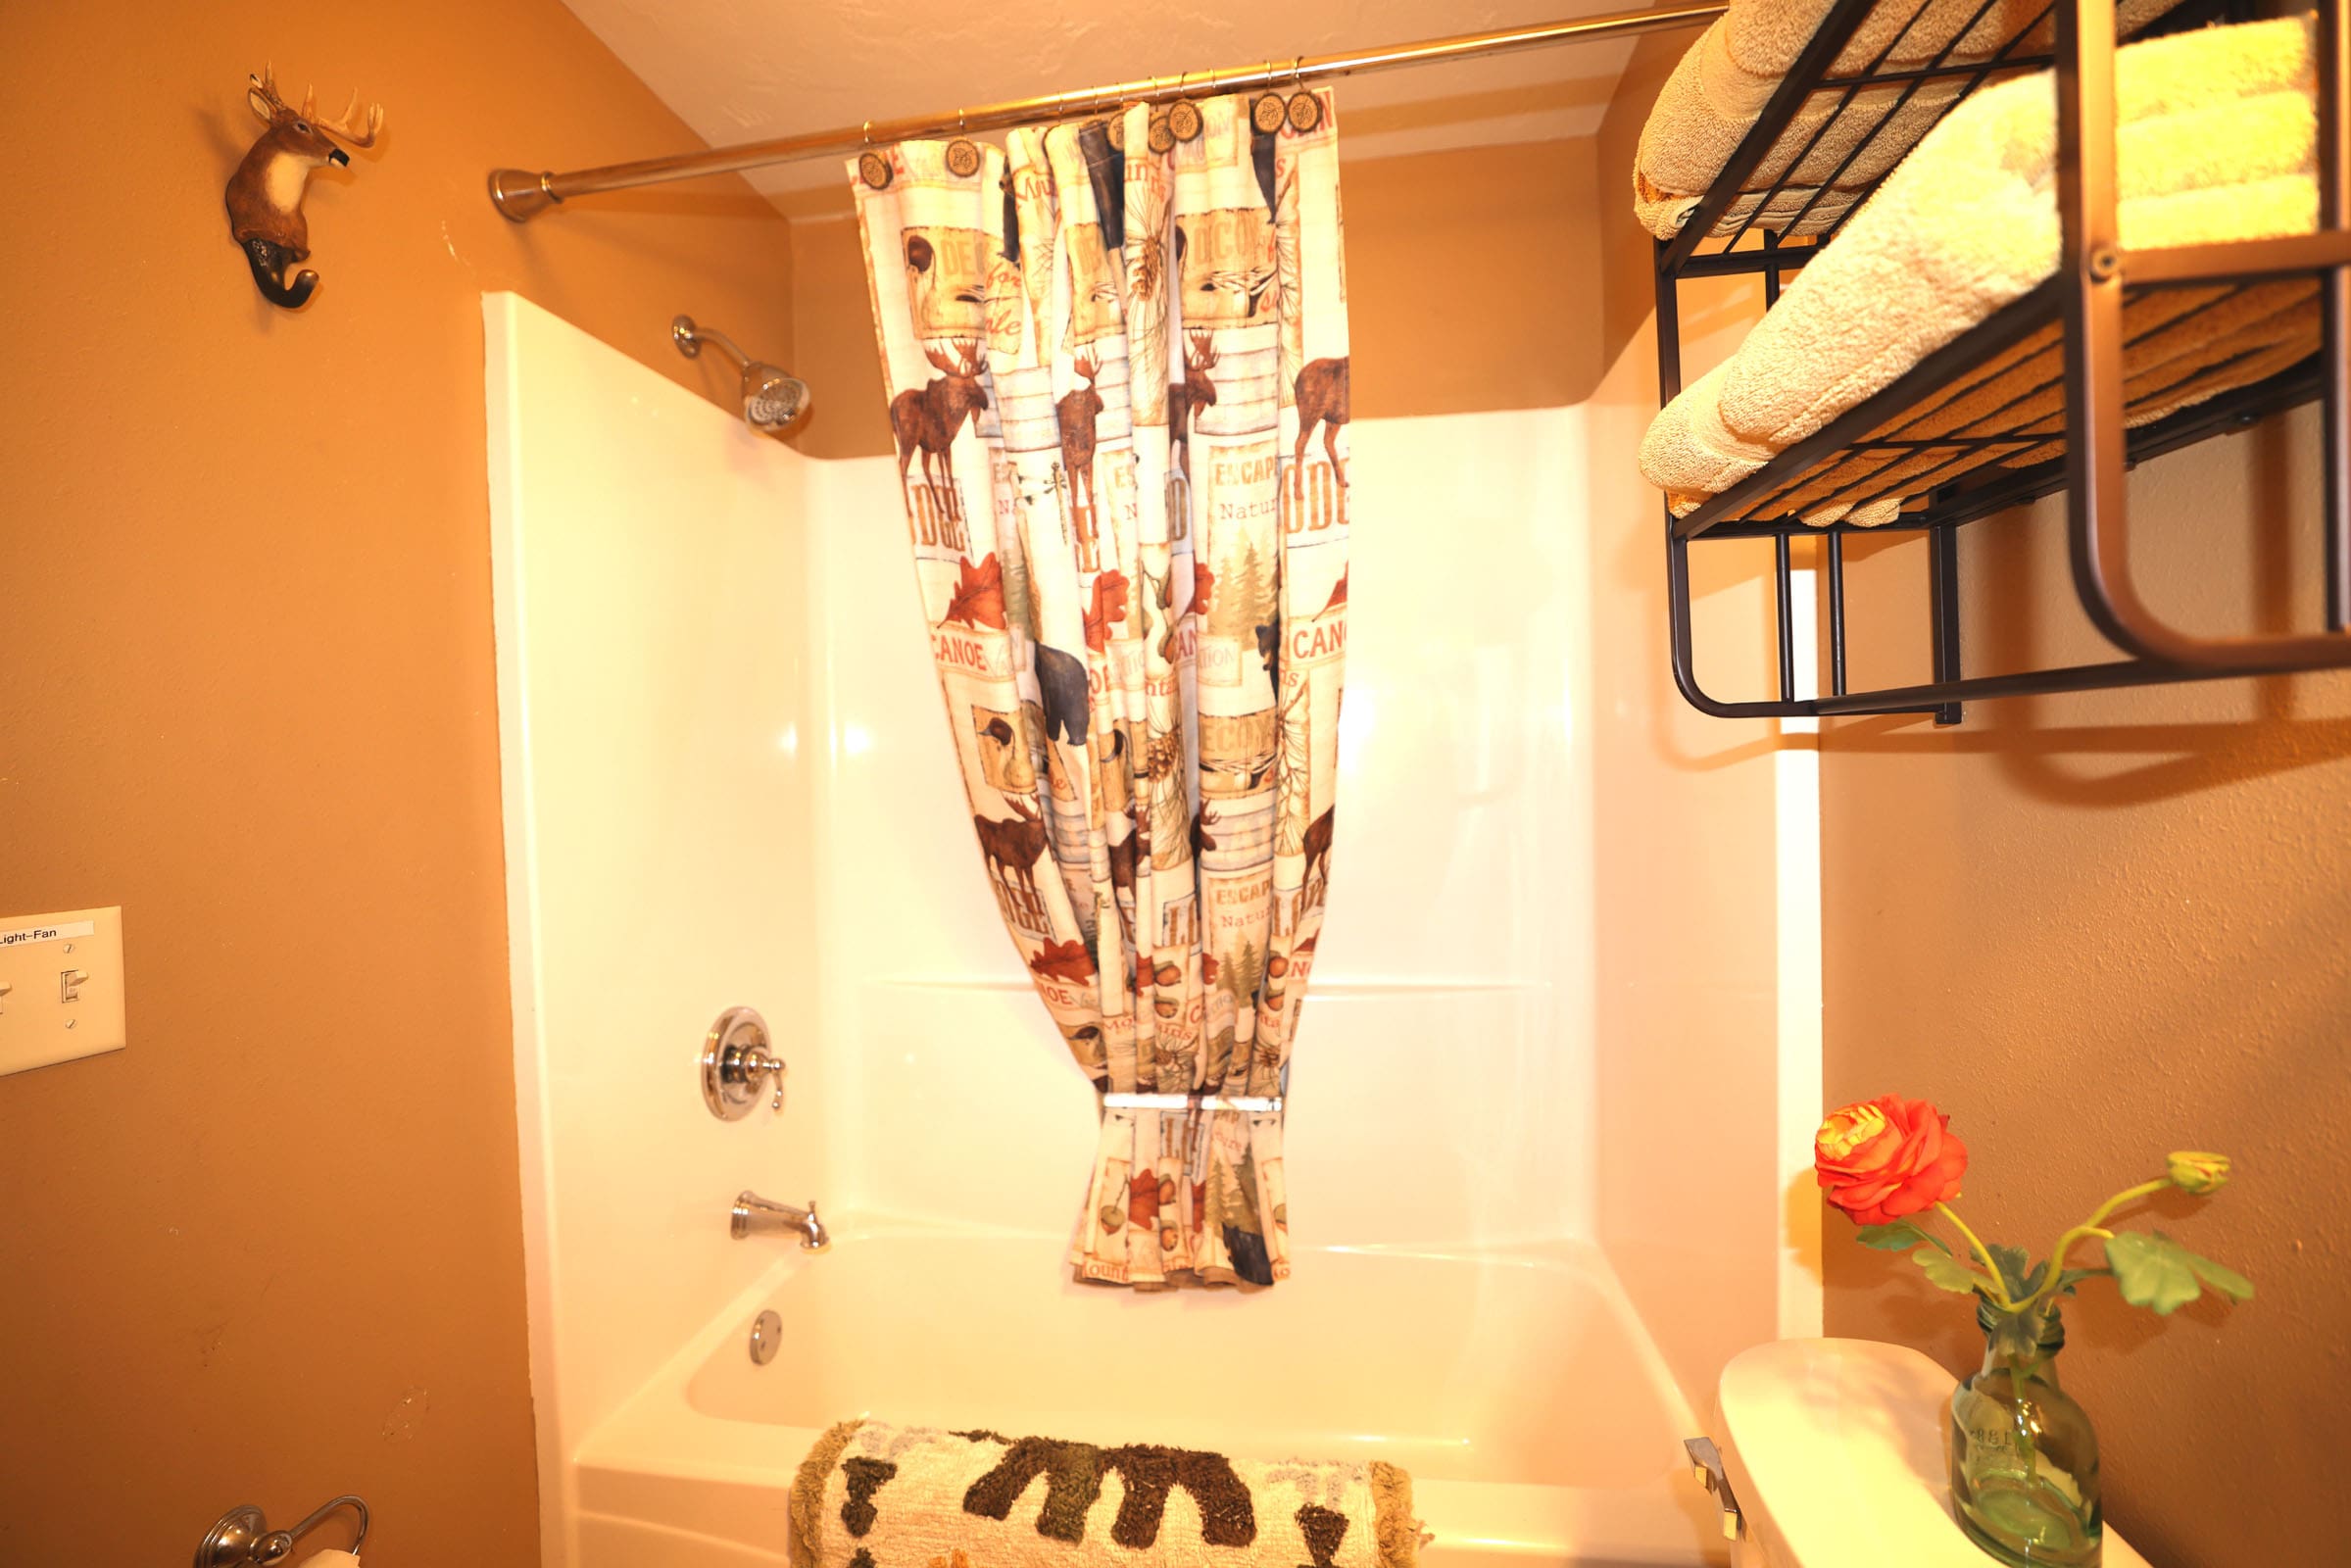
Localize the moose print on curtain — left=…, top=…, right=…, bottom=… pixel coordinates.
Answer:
left=851, top=89, right=1351, bottom=1290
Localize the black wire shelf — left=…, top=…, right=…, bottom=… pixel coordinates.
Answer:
left=1654, top=0, right=2351, bottom=724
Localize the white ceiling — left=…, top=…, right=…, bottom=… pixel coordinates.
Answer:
left=559, top=0, right=1643, bottom=210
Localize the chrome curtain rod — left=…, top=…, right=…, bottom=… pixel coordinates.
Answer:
left=488, top=1, right=1727, bottom=220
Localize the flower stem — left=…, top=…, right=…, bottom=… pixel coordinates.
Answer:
left=1935, top=1201, right=2016, bottom=1310
left=2021, top=1177, right=2171, bottom=1313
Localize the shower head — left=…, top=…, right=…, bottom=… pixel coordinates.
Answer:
left=671, top=314, right=810, bottom=435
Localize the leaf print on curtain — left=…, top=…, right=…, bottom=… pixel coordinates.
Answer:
left=851, top=88, right=1350, bottom=1290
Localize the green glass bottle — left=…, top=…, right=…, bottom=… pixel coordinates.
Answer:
left=1949, top=1298, right=2101, bottom=1566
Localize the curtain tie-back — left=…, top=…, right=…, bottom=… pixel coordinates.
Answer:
left=1102, top=1092, right=1285, bottom=1113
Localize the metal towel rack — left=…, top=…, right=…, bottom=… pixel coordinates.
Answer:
left=196, top=1494, right=368, bottom=1566
left=1654, top=0, right=2351, bottom=724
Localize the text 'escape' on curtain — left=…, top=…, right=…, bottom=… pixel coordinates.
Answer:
left=852, top=87, right=1351, bottom=1290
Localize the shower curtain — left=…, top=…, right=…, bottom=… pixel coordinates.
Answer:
left=851, top=89, right=1351, bottom=1290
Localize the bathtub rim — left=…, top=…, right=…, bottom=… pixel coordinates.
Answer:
left=571, top=1214, right=1731, bottom=1567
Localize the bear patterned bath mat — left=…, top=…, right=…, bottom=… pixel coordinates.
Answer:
left=791, top=1419, right=1421, bottom=1568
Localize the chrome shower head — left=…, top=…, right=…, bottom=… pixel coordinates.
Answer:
left=672, top=314, right=810, bottom=434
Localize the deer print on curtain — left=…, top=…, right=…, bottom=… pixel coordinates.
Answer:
left=852, top=89, right=1350, bottom=1290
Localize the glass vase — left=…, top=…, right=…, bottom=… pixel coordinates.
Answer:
left=1949, top=1298, right=2102, bottom=1566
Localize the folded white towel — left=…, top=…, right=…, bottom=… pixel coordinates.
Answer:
left=1641, top=16, right=2321, bottom=523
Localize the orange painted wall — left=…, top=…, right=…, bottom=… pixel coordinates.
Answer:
left=1819, top=410, right=2351, bottom=1568
left=0, top=3, right=796, bottom=1563
left=1587, top=27, right=2351, bottom=1559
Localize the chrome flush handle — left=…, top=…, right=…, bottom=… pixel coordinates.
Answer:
left=1685, top=1436, right=1743, bottom=1542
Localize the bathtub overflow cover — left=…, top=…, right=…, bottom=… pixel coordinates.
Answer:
left=749, top=1308, right=783, bottom=1367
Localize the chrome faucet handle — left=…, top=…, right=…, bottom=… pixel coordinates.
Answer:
left=702, top=1005, right=786, bottom=1120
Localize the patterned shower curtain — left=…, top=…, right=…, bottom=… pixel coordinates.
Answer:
left=851, top=88, right=1351, bottom=1290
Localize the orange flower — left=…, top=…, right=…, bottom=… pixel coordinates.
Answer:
left=1815, top=1096, right=1969, bottom=1227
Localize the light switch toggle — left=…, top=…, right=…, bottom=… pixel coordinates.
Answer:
left=61, top=969, right=89, bottom=1003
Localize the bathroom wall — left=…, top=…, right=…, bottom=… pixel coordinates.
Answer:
left=1820, top=408, right=2351, bottom=1568
left=1582, top=300, right=1806, bottom=1410
left=485, top=294, right=819, bottom=1568
left=1594, top=19, right=1713, bottom=375
left=1586, top=16, right=2351, bottom=1553
left=0, top=4, right=798, bottom=1562
left=783, top=137, right=1606, bottom=460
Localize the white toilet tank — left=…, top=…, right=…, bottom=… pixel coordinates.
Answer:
left=1705, top=1339, right=2151, bottom=1568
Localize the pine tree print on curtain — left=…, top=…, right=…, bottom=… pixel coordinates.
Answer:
left=851, top=90, right=1349, bottom=1290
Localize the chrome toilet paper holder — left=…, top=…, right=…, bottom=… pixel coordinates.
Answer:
left=196, top=1494, right=368, bottom=1566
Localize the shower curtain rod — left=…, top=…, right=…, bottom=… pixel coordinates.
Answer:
left=487, top=1, right=1727, bottom=220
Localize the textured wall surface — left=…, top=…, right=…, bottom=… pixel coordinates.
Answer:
left=0, top=4, right=797, bottom=1563
left=1587, top=313, right=1793, bottom=1410
left=1592, top=21, right=1711, bottom=376
left=1821, top=406, right=2351, bottom=1568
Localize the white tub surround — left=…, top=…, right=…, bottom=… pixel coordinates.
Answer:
left=492, top=296, right=1806, bottom=1568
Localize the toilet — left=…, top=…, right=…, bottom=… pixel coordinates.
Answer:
left=1697, top=1339, right=2151, bottom=1568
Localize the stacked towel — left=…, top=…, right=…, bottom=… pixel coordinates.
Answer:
left=1641, top=15, right=2323, bottom=525
left=1635, top=0, right=2185, bottom=240
left=792, top=1419, right=1421, bottom=1568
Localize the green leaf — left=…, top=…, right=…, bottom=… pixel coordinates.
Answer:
left=1985, top=1244, right=2042, bottom=1301
left=1858, top=1219, right=1951, bottom=1255
left=1914, top=1246, right=1994, bottom=1295
left=2184, top=1250, right=2255, bottom=1302
left=2051, top=1267, right=2108, bottom=1298
left=2106, top=1230, right=2249, bottom=1315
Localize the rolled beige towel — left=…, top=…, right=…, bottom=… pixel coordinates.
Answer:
left=1641, top=15, right=2322, bottom=525
left=1635, top=0, right=2187, bottom=240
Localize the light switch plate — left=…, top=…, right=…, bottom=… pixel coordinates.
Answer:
left=0, top=906, right=127, bottom=1076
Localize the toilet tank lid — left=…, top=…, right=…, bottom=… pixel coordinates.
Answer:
left=1712, top=1339, right=2149, bottom=1568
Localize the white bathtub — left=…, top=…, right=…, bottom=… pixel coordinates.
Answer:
left=569, top=1222, right=1730, bottom=1568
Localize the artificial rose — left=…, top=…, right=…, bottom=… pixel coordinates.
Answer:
left=1815, top=1096, right=1969, bottom=1227
left=2167, top=1151, right=2231, bottom=1194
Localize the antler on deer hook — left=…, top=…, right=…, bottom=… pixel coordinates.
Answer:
left=224, top=65, right=384, bottom=309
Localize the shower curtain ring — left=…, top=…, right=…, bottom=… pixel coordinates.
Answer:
left=1253, top=60, right=1289, bottom=133
left=947, top=109, right=980, bottom=176
left=1145, top=76, right=1176, bottom=153
left=1168, top=70, right=1201, bottom=143
left=857, top=121, right=893, bottom=189
left=1285, top=55, right=1322, bottom=133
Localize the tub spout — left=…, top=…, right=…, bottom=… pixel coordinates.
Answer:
left=732, top=1190, right=828, bottom=1251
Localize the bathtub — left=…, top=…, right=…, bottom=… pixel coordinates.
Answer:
left=569, top=1220, right=1730, bottom=1568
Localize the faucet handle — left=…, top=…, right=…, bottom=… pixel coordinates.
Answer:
left=702, top=1005, right=787, bottom=1121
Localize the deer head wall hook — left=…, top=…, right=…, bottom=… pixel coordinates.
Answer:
left=224, top=65, right=381, bottom=309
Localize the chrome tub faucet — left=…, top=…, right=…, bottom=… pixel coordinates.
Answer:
left=732, top=1190, right=828, bottom=1251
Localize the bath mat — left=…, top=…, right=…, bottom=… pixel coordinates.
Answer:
left=791, top=1418, right=1420, bottom=1568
